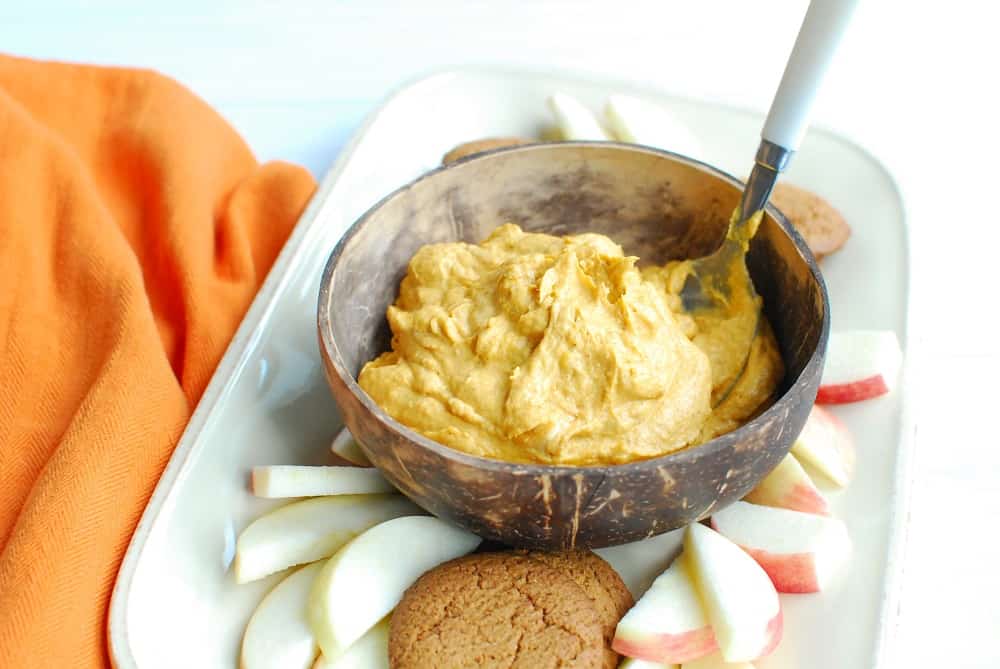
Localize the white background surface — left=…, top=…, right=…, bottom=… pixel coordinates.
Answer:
left=3, top=1, right=998, bottom=666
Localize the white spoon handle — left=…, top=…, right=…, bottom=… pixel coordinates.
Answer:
left=762, top=0, right=859, bottom=152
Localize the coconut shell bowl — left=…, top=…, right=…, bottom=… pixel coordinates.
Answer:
left=317, top=142, right=829, bottom=550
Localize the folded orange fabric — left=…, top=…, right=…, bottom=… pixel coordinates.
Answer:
left=0, top=55, right=317, bottom=667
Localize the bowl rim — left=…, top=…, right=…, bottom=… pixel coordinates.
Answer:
left=317, top=141, right=830, bottom=476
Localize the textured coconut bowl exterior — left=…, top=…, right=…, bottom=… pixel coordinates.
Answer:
left=318, top=142, right=829, bottom=549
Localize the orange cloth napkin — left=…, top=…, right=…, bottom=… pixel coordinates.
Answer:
left=0, top=55, right=317, bottom=667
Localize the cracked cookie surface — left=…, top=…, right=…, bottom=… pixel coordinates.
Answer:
left=389, top=551, right=606, bottom=668
left=514, top=550, right=633, bottom=669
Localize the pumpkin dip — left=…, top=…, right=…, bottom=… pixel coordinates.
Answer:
left=358, top=224, right=783, bottom=466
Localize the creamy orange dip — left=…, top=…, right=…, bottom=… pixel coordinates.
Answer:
left=358, top=224, right=783, bottom=465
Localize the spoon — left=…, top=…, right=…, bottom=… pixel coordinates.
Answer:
left=680, top=0, right=859, bottom=404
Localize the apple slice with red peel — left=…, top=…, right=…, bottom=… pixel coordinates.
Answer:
left=252, top=465, right=395, bottom=498
left=743, top=453, right=829, bottom=515
left=613, top=556, right=718, bottom=664
left=684, top=523, right=782, bottom=663
left=330, top=429, right=372, bottom=467
left=711, top=501, right=851, bottom=594
left=619, top=656, right=679, bottom=668
left=790, top=406, right=855, bottom=488
left=312, top=618, right=389, bottom=669
left=241, top=561, right=322, bottom=669
left=308, top=516, right=482, bottom=660
left=682, top=651, right=755, bottom=668
left=818, top=330, right=903, bottom=403
left=234, top=494, right=422, bottom=583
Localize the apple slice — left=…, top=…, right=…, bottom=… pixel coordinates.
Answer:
left=312, top=618, right=389, bottom=669
left=790, top=406, right=855, bottom=488
left=620, top=657, right=678, bottom=669
left=711, top=501, right=851, bottom=594
left=684, top=523, right=782, bottom=663
left=594, top=528, right=685, bottom=597
left=234, top=494, right=421, bottom=583
left=308, top=515, right=481, bottom=659
left=241, top=561, right=322, bottom=669
left=330, top=429, right=372, bottom=466
left=604, top=94, right=704, bottom=161
left=547, top=92, right=609, bottom=140
left=682, top=651, right=755, bottom=668
left=743, top=453, right=829, bottom=515
left=613, top=556, right=718, bottom=663
left=251, top=465, right=395, bottom=498
left=818, top=330, right=903, bottom=403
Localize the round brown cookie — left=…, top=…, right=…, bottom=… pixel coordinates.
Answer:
left=769, top=182, right=851, bottom=260
left=517, top=550, right=634, bottom=669
left=442, top=137, right=533, bottom=165
left=389, top=551, right=605, bottom=669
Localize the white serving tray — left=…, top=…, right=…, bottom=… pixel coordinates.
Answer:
left=109, top=67, right=912, bottom=669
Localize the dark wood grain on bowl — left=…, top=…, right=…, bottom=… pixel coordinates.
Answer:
left=318, top=143, right=829, bottom=549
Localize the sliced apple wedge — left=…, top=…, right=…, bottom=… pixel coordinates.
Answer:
left=613, top=556, right=717, bottom=663
left=308, top=515, right=481, bottom=660
left=604, top=94, right=704, bottom=161
left=312, top=618, right=389, bottom=669
left=251, top=465, right=395, bottom=498
left=684, top=523, right=782, bottom=663
left=547, top=92, right=609, bottom=140
left=682, top=651, right=755, bottom=668
left=743, top=453, right=829, bottom=515
left=241, top=561, right=322, bottom=669
left=330, top=428, right=372, bottom=466
left=594, top=527, right=685, bottom=597
left=234, top=494, right=421, bottom=583
left=818, top=330, right=903, bottom=403
left=790, top=406, right=855, bottom=488
left=619, top=656, right=678, bottom=669
left=711, top=501, right=851, bottom=594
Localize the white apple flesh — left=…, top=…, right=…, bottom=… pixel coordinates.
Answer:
left=312, top=618, right=389, bottom=669
left=234, top=494, right=422, bottom=583
left=330, top=428, right=372, bottom=466
left=711, top=501, right=851, bottom=594
left=594, top=528, right=685, bottom=597
left=790, top=406, right=855, bottom=488
left=251, top=465, right=395, bottom=498
left=743, top=453, right=829, bottom=515
left=308, top=515, right=481, bottom=660
left=684, top=523, right=782, bottom=663
left=682, top=650, right=755, bottom=668
left=547, top=92, right=609, bottom=140
left=241, top=561, right=322, bottom=669
left=604, top=94, right=705, bottom=161
left=818, top=330, right=902, bottom=403
left=613, top=556, right=718, bottom=663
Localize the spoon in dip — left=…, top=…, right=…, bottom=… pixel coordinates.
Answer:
left=680, top=0, right=858, bottom=404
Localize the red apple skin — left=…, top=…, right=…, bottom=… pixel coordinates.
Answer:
left=744, top=455, right=830, bottom=516
left=612, top=627, right=718, bottom=664
left=741, top=547, right=820, bottom=594
left=708, top=516, right=825, bottom=594
left=816, top=374, right=889, bottom=404
left=757, top=609, right=784, bottom=659
left=781, top=483, right=830, bottom=516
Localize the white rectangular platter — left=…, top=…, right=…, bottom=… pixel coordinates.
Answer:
left=109, top=67, right=912, bottom=669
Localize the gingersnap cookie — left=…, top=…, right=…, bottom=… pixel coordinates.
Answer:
left=389, top=551, right=605, bottom=669
left=769, top=182, right=851, bottom=260
left=517, top=550, right=634, bottom=669
left=442, top=137, right=533, bottom=165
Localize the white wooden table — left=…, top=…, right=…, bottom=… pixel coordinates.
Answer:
left=3, top=1, right=998, bottom=666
